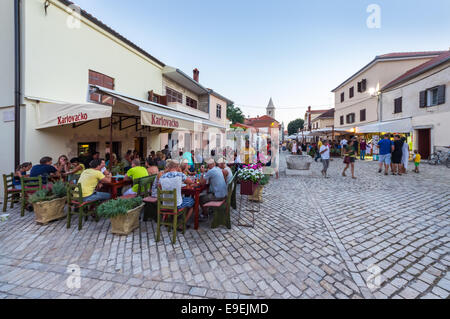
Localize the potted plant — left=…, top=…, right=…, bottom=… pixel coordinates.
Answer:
left=237, top=164, right=264, bottom=195
left=249, top=174, right=270, bottom=202
left=97, top=197, right=144, bottom=235
left=29, top=181, right=67, bottom=225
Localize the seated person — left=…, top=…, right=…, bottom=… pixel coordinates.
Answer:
left=180, top=159, right=194, bottom=176
left=151, top=162, right=169, bottom=198
left=30, top=157, right=59, bottom=184
left=77, top=159, right=112, bottom=202
left=66, top=157, right=85, bottom=184
left=123, top=159, right=149, bottom=196
left=13, top=162, right=33, bottom=189
left=200, top=159, right=228, bottom=214
left=159, top=160, right=195, bottom=226
left=217, top=157, right=233, bottom=184
left=146, top=157, right=159, bottom=176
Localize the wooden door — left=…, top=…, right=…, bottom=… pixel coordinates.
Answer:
left=418, top=129, right=431, bottom=159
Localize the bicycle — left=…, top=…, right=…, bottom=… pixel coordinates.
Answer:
left=428, top=147, right=450, bottom=167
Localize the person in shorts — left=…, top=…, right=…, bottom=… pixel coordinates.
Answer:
left=413, top=150, right=421, bottom=173
left=319, top=140, right=331, bottom=178
left=377, top=134, right=394, bottom=175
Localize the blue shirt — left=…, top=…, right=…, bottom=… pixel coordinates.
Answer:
left=204, top=167, right=228, bottom=199
left=30, top=165, right=57, bottom=184
left=378, top=139, right=393, bottom=155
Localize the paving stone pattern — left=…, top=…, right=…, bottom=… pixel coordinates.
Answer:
left=0, top=152, right=448, bottom=299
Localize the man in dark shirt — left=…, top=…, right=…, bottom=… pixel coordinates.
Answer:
left=30, top=156, right=58, bottom=184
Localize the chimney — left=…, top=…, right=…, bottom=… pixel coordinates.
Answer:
left=193, top=68, right=199, bottom=82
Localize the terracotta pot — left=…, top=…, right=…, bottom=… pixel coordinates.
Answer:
left=249, top=185, right=264, bottom=202
left=240, top=181, right=257, bottom=195
left=110, top=204, right=144, bottom=235
left=33, top=197, right=66, bottom=225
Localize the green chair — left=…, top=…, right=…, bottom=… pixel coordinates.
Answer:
left=156, top=188, right=187, bottom=244
left=66, top=184, right=100, bottom=230
left=204, top=173, right=237, bottom=229
left=3, top=174, right=22, bottom=212
left=20, top=176, right=43, bottom=216
left=141, top=175, right=157, bottom=221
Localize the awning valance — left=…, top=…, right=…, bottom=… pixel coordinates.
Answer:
left=35, top=102, right=112, bottom=129
left=356, top=118, right=412, bottom=133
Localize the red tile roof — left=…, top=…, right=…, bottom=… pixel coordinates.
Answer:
left=382, top=51, right=450, bottom=91
left=315, top=108, right=335, bottom=119
left=245, top=115, right=280, bottom=128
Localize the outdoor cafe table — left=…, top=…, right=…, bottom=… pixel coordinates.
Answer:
left=182, top=184, right=208, bottom=230
left=100, top=179, right=132, bottom=199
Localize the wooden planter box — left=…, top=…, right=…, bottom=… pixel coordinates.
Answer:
left=110, top=204, right=144, bottom=235
left=249, top=185, right=264, bottom=202
left=240, top=181, right=257, bottom=195
left=33, top=197, right=66, bottom=225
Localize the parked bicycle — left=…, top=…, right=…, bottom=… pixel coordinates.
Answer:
left=428, top=147, right=450, bottom=168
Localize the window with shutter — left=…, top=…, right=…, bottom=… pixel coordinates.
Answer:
left=340, top=116, right=344, bottom=125
left=419, top=90, right=427, bottom=108
left=350, top=87, right=354, bottom=98
left=394, top=97, right=402, bottom=113
left=340, top=92, right=345, bottom=102
left=360, top=109, right=366, bottom=122
left=89, top=70, right=115, bottom=105
left=357, top=82, right=362, bottom=93
left=186, top=96, right=198, bottom=109
left=437, top=85, right=446, bottom=105
left=216, top=104, right=222, bottom=118
left=361, top=79, right=367, bottom=92
left=166, top=87, right=183, bottom=103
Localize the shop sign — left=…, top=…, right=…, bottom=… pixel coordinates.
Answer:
left=151, top=114, right=179, bottom=129
left=57, top=112, right=88, bottom=125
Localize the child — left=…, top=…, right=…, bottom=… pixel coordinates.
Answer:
left=413, top=150, right=421, bottom=173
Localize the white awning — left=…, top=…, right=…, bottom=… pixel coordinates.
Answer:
left=356, top=118, right=412, bottom=133
left=35, top=102, right=112, bottom=129
left=96, top=87, right=227, bottom=131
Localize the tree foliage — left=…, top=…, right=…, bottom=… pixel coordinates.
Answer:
left=227, top=104, right=245, bottom=124
left=287, top=119, right=305, bottom=136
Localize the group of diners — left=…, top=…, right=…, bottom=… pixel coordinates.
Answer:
left=16, top=153, right=233, bottom=225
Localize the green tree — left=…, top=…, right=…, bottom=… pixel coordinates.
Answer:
left=227, top=104, right=245, bottom=124
left=287, top=119, right=304, bottom=135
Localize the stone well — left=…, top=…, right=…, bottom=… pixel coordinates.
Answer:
left=285, top=155, right=313, bottom=176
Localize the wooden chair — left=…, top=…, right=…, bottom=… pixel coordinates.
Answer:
left=141, top=175, right=157, bottom=221
left=2, top=174, right=21, bottom=212
left=156, top=188, right=187, bottom=244
left=20, top=176, right=43, bottom=217
left=204, top=174, right=237, bottom=229
left=66, top=184, right=100, bottom=230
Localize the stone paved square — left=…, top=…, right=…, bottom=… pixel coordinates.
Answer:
left=0, top=152, right=448, bottom=299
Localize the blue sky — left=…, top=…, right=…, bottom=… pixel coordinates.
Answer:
left=72, top=0, right=450, bottom=125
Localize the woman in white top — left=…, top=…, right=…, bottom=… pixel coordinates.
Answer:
left=401, top=137, right=410, bottom=174
left=292, top=141, right=298, bottom=155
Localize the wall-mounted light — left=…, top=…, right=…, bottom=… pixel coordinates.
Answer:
left=44, top=0, right=51, bottom=15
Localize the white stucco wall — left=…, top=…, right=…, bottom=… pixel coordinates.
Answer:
left=0, top=0, right=15, bottom=108
left=381, top=63, right=450, bottom=150
left=24, top=0, right=164, bottom=104
left=334, top=58, right=434, bottom=129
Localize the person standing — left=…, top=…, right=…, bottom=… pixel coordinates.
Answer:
left=315, top=140, right=322, bottom=162
left=377, top=134, right=394, bottom=175
left=292, top=140, right=298, bottom=155
left=401, top=137, right=410, bottom=174
left=342, top=139, right=357, bottom=179
left=413, top=150, right=421, bottom=173
left=391, top=135, right=404, bottom=176
left=319, top=140, right=331, bottom=178
left=360, top=139, right=367, bottom=161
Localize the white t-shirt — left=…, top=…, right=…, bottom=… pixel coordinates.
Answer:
left=340, top=139, right=348, bottom=146
left=320, top=145, right=330, bottom=160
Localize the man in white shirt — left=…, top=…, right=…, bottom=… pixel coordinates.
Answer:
left=320, top=140, right=331, bottom=178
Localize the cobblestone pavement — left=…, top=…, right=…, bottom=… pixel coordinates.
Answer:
left=0, top=152, right=449, bottom=299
